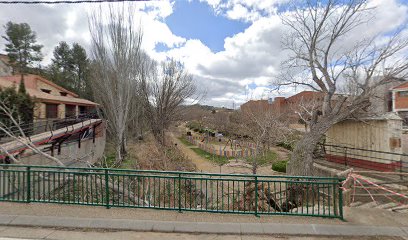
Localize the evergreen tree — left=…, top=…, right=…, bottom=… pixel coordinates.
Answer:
left=2, top=22, right=43, bottom=82
left=50, top=41, right=73, bottom=88
left=0, top=85, right=34, bottom=135
left=47, top=42, right=92, bottom=100
left=18, top=77, right=26, bottom=94
left=71, top=43, right=90, bottom=95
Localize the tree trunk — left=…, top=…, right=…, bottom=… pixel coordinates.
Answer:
left=287, top=120, right=334, bottom=176
left=252, top=144, right=259, bottom=175
left=115, top=144, right=122, bottom=165
left=121, top=136, right=127, bottom=156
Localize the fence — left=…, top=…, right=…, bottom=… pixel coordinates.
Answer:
left=0, top=164, right=343, bottom=219
left=187, top=135, right=257, bottom=148
left=323, top=144, right=408, bottom=173
left=0, top=112, right=99, bottom=140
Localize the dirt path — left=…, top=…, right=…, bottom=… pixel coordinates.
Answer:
left=170, top=128, right=282, bottom=175
left=169, top=132, right=219, bottom=173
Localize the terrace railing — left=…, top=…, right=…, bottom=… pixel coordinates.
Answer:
left=0, top=164, right=343, bottom=219
left=322, top=144, right=408, bottom=174
left=0, top=112, right=99, bottom=140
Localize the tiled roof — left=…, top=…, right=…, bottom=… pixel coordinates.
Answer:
left=0, top=74, right=79, bottom=97
left=27, top=88, right=97, bottom=106
left=392, top=82, right=408, bottom=90
left=0, top=54, right=9, bottom=64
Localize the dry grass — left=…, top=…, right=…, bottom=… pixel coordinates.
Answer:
left=126, top=133, right=196, bottom=171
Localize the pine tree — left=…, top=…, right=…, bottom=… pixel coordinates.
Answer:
left=47, top=42, right=92, bottom=100
left=18, top=78, right=26, bottom=94
left=2, top=22, right=43, bottom=81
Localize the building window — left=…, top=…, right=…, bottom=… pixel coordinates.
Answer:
left=387, top=92, right=393, bottom=112
left=45, top=104, right=58, bottom=118
left=65, top=104, right=76, bottom=117
left=399, top=91, right=408, bottom=97
left=60, top=92, right=67, bottom=96
left=41, top=89, right=51, bottom=94
left=79, top=106, right=87, bottom=115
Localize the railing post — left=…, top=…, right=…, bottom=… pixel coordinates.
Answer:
left=178, top=173, right=182, bottom=213
left=338, top=180, right=344, bottom=220
left=400, top=159, right=403, bottom=180
left=254, top=176, right=258, bottom=217
left=344, top=147, right=348, bottom=166
left=26, top=166, right=31, bottom=203
left=104, top=169, right=110, bottom=209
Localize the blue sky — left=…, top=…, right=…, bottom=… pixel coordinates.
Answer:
left=164, top=0, right=250, bottom=53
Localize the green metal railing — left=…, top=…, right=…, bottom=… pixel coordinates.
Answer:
left=0, top=164, right=343, bottom=219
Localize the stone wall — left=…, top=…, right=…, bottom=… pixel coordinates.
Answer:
left=0, top=59, right=12, bottom=77
left=15, top=121, right=106, bottom=167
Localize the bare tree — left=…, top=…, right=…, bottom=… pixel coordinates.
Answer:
left=278, top=0, right=408, bottom=175
left=205, top=110, right=231, bottom=134
left=89, top=5, right=144, bottom=164
left=141, top=60, right=197, bottom=145
left=233, top=106, right=291, bottom=174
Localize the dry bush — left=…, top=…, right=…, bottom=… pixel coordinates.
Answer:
left=128, top=134, right=196, bottom=171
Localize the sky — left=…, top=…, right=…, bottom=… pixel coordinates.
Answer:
left=0, top=0, right=408, bottom=108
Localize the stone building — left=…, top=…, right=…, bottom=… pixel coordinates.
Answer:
left=240, top=91, right=323, bottom=131
left=0, top=54, right=12, bottom=77
left=0, top=74, right=98, bottom=120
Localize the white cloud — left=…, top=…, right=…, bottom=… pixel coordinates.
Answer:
left=226, top=4, right=252, bottom=21
left=0, top=1, right=182, bottom=63
left=162, top=0, right=408, bottom=107
left=0, top=0, right=407, bottom=108
left=137, top=11, right=186, bottom=56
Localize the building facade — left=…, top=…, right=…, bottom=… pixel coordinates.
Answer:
left=391, top=82, right=408, bottom=125
left=0, top=74, right=97, bottom=120
left=0, top=54, right=12, bottom=77
left=240, top=91, right=323, bottom=130
left=241, top=91, right=323, bottom=116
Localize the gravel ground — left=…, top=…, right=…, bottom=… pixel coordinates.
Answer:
left=0, top=226, right=405, bottom=240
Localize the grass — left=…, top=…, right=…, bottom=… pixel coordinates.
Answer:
left=189, top=147, right=231, bottom=165
left=177, top=135, right=231, bottom=165
left=272, top=160, right=288, bottom=173
left=103, top=150, right=135, bottom=169
left=177, top=136, right=279, bottom=166
left=178, top=137, right=195, bottom=147
left=246, top=150, right=278, bottom=166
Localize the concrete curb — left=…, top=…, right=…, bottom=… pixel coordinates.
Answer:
left=0, top=214, right=407, bottom=237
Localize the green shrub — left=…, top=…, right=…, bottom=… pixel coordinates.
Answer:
left=187, top=121, right=200, bottom=130
left=272, top=160, right=288, bottom=173
left=247, top=150, right=278, bottom=166
left=0, top=86, right=34, bottom=131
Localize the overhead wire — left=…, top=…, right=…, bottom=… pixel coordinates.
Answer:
left=0, top=0, right=150, bottom=4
